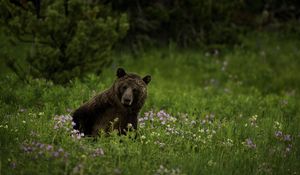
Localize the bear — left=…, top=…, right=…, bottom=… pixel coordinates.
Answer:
left=72, top=68, right=151, bottom=136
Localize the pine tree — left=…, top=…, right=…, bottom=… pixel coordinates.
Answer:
left=0, top=0, right=128, bottom=84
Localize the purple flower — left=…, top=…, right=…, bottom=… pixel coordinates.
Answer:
left=245, top=138, right=256, bottom=149
left=10, top=162, right=16, bottom=169
left=22, top=145, right=33, bottom=153
left=283, top=134, right=292, bottom=142
left=52, top=151, right=59, bottom=157
left=46, top=145, right=53, bottom=150
left=53, top=115, right=73, bottom=130
left=64, top=153, right=69, bottom=159
left=71, top=129, right=84, bottom=139
left=21, top=141, right=69, bottom=160
left=275, top=131, right=283, bottom=138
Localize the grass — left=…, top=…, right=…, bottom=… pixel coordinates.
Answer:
left=0, top=32, right=300, bottom=174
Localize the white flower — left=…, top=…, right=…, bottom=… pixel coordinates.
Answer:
left=127, top=123, right=133, bottom=128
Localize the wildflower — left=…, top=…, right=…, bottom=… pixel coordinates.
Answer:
left=19, top=108, right=26, bottom=113
left=71, top=129, right=84, bottom=140
left=21, top=141, right=68, bottom=160
left=45, top=144, right=52, bottom=150
left=154, top=141, right=165, bottom=148
left=223, top=138, right=233, bottom=147
left=205, top=113, right=215, bottom=122
left=155, top=165, right=182, bottom=175
left=10, top=162, right=16, bottom=169
left=53, top=115, right=73, bottom=131
left=127, top=123, right=133, bottom=128
left=54, top=114, right=84, bottom=139
left=283, top=134, right=292, bottom=142
left=211, top=130, right=216, bottom=134
left=156, top=110, right=175, bottom=125
left=114, top=117, right=119, bottom=122
left=139, top=122, right=145, bottom=128
left=275, top=131, right=283, bottom=138
left=285, top=144, right=292, bottom=153
left=92, top=148, right=104, bottom=157
left=144, top=110, right=154, bottom=121
left=52, top=151, right=59, bottom=157
left=249, top=115, right=258, bottom=127
left=72, top=163, right=83, bottom=174
left=244, top=138, right=256, bottom=149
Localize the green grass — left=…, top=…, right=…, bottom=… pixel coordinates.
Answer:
left=1, top=33, right=300, bottom=174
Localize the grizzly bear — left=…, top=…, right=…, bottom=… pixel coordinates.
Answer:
left=72, top=68, right=151, bottom=136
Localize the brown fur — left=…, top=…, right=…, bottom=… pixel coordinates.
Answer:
left=72, top=68, right=151, bottom=136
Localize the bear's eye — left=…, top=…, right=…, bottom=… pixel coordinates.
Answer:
left=122, top=85, right=127, bottom=91
left=132, top=88, right=139, bottom=94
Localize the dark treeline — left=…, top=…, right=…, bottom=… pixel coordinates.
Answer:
left=5, top=0, right=300, bottom=47
left=105, top=0, right=300, bottom=47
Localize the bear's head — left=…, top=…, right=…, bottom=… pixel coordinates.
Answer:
left=114, top=68, right=151, bottom=108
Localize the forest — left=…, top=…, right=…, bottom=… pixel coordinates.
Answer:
left=0, top=0, right=300, bottom=174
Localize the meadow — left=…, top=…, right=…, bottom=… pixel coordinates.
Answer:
left=1, top=33, right=300, bottom=174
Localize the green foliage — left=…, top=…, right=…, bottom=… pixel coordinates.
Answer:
left=0, top=34, right=300, bottom=174
left=111, top=0, right=242, bottom=47
left=0, top=0, right=129, bottom=84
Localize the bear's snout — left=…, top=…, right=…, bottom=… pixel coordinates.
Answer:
left=121, top=88, right=133, bottom=106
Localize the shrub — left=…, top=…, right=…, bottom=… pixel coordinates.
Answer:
left=0, top=0, right=129, bottom=84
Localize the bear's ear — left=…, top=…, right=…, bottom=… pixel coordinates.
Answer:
left=142, top=75, right=151, bottom=85
left=117, top=68, right=126, bottom=78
